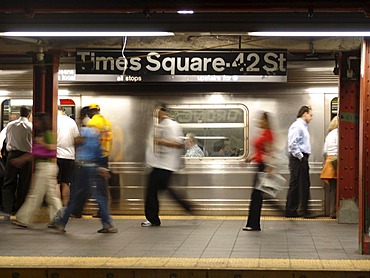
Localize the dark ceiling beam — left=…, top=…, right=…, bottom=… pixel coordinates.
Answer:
left=0, top=0, right=370, bottom=15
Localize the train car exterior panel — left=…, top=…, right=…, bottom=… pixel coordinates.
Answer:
left=0, top=60, right=338, bottom=216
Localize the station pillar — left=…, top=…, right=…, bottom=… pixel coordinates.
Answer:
left=337, top=51, right=360, bottom=224
left=33, top=49, right=59, bottom=132
left=359, top=39, right=370, bottom=254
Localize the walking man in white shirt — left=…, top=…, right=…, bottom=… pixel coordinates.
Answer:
left=141, top=103, right=192, bottom=227
left=56, top=106, right=79, bottom=206
left=286, top=105, right=314, bottom=218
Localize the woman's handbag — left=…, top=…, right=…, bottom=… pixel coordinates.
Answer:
left=255, top=172, right=286, bottom=198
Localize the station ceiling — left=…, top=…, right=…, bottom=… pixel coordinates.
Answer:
left=0, top=1, right=369, bottom=55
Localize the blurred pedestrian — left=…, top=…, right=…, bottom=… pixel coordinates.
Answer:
left=12, top=112, right=62, bottom=228
left=285, top=105, right=314, bottom=218
left=50, top=108, right=117, bottom=233
left=243, top=111, right=274, bottom=231
left=320, top=116, right=338, bottom=219
left=56, top=105, right=79, bottom=206
left=142, top=103, right=192, bottom=227
left=86, top=103, right=113, bottom=217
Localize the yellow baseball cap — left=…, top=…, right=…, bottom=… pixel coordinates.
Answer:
left=89, top=103, right=100, bottom=110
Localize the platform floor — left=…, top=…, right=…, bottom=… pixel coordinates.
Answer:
left=0, top=215, right=369, bottom=277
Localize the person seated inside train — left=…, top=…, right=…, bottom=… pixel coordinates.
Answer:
left=210, top=140, right=226, bottom=157
left=184, top=133, right=204, bottom=157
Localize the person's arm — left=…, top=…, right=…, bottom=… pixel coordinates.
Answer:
left=154, top=137, right=183, bottom=148
left=288, top=126, right=303, bottom=160
left=0, top=126, right=7, bottom=158
left=35, top=135, right=56, bottom=151
left=10, top=153, right=33, bottom=168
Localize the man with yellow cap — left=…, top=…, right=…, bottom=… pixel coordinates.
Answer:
left=87, top=104, right=113, bottom=160
left=86, top=104, right=114, bottom=222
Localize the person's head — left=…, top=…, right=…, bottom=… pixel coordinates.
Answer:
left=258, top=111, right=271, bottom=129
left=156, top=103, right=168, bottom=122
left=297, top=105, right=313, bottom=124
left=185, top=133, right=197, bottom=149
left=34, top=112, right=51, bottom=135
left=20, top=106, right=31, bottom=118
left=328, top=116, right=339, bottom=132
left=88, top=103, right=100, bottom=118
left=80, top=106, right=90, bottom=126
left=57, top=105, right=65, bottom=115
left=213, top=140, right=225, bottom=154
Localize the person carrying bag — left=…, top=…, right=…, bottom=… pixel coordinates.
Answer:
left=243, top=111, right=278, bottom=232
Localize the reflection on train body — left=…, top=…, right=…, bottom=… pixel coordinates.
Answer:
left=0, top=60, right=338, bottom=217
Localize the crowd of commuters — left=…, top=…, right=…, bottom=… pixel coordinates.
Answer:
left=0, top=103, right=336, bottom=233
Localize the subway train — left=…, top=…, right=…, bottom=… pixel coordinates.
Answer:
left=0, top=59, right=338, bottom=216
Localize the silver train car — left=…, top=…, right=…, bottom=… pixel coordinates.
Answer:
left=0, top=60, right=338, bottom=216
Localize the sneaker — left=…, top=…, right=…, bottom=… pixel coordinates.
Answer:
left=0, top=211, right=10, bottom=222
left=47, top=222, right=56, bottom=228
left=97, top=226, right=118, bottom=233
left=49, top=224, right=66, bottom=233
left=12, top=220, right=28, bottom=228
left=141, top=220, right=160, bottom=227
left=0, top=215, right=10, bottom=222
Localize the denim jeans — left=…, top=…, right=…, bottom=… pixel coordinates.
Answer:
left=56, top=163, right=112, bottom=228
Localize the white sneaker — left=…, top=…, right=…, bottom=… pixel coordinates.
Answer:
left=141, top=220, right=160, bottom=227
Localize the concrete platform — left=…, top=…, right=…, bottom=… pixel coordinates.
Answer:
left=0, top=215, right=369, bottom=277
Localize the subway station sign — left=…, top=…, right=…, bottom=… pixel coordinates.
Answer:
left=75, top=49, right=287, bottom=82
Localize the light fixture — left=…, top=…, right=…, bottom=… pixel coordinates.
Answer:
left=248, top=31, right=370, bottom=37
left=0, top=31, right=174, bottom=37
left=177, top=10, right=194, bottom=14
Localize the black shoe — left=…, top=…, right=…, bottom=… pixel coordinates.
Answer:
left=285, top=212, right=300, bottom=218
left=303, top=214, right=317, bottom=219
left=141, top=220, right=160, bottom=227
left=242, top=226, right=261, bottom=231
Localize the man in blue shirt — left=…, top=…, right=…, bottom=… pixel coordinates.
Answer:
left=286, top=105, right=314, bottom=218
left=50, top=107, right=117, bottom=233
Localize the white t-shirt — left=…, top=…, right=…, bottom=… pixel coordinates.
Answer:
left=323, top=128, right=338, bottom=156
left=146, top=117, right=184, bottom=172
left=57, top=114, right=79, bottom=160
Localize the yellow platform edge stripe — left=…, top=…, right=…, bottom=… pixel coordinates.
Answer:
left=0, top=256, right=368, bottom=271
left=108, top=215, right=337, bottom=221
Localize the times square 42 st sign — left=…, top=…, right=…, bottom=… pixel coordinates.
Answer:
left=75, top=49, right=287, bottom=82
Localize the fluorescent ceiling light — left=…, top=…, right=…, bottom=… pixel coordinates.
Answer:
left=0, top=31, right=174, bottom=37
left=177, top=10, right=194, bottom=14
left=249, top=31, right=370, bottom=37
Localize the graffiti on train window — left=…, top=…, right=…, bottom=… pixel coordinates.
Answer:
left=169, top=109, right=244, bottom=124
left=165, top=104, right=248, bottom=159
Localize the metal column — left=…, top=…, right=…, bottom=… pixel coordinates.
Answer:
left=33, top=50, right=59, bottom=132
left=359, top=40, right=370, bottom=254
left=337, top=51, right=360, bottom=224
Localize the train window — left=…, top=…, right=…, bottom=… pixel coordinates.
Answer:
left=331, top=97, right=338, bottom=120
left=163, top=104, right=248, bottom=158
left=1, top=99, right=33, bottom=129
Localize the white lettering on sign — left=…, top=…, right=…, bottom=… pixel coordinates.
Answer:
left=76, top=50, right=287, bottom=78
left=58, top=69, right=76, bottom=81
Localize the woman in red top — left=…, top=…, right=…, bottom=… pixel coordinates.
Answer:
left=243, top=111, right=274, bottom=231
